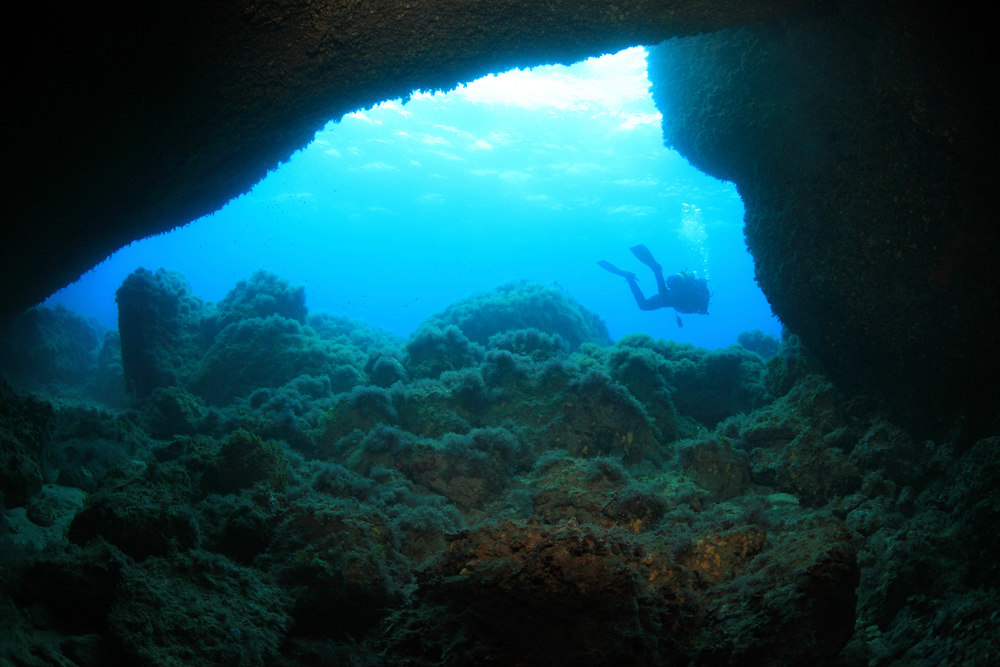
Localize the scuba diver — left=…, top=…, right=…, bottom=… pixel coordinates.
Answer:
left=598, top=244, right=710, bottom=327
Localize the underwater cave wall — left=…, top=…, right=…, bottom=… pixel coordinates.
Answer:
left=647, top=2, right=995, bottom=431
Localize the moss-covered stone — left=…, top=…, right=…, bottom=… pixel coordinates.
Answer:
left=648, top=9, right=996, bottom=433
left=384, top=510, right=858, bottom=666
left=115, top=268, right=207, bottom=398
left=0, top=305, right=101, bottom=392
left=195, top=315, right=364, bottom=405
left=200, top=429, right=292, bottom=494
left=403, top=324, right=485, bottom=380
left=208, top=270, right=307, bottom=333
left=314, top=385, right=398, bottom=456
left=109, top=550, right=290, bottom=667
left=68, top=476, right=198, bottom=561
left=539, top=370, right=664, bottom=464
left=424, top=281, right=611, bottom=350
left=259, top=497, right=407, bottom=640
left=676, top=436, right=751, bottom=502
left=0, top=381, right=53, bottom=507
left=4, top=266, right=998, bottom=664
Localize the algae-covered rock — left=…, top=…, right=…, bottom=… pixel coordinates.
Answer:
left=198, top=488, right=282, bottom=565
left=540, top=370, right=664, bottom=464
left=763, top=331, right=825, bottom=398
left=404, top=323, right=485, bottom=379
left=365, top=348, right=409, bottom=387
left=391, top=368, right=494, bottom=439
left=68, top=475, right=198, bottom=561
left=841, top=433, right=1000, bottom=665
left=314, top=385, right=398, bottom=456
left=195, top=315, right=364, bottom=404
left=0, top=381, right=53, bottom=507
left=17, top=540, right=125, bottom=635
left=608, top=334, right=769, bottom=429
left=736, top=373, right=863, bottom=505
left=259, top=497, right=407, bottom=640
left=208, top=269, right=307, bottom=333
left=6, top=267, right=997, bottom=664
left=487, top=327, right=569, bottom=362
left=49, top=402, right=150, bottom=493
left=424, top=281, right=611, bottom=350
left=676, top=436, right=751, bottom=502
left=110, top=550, right=290, bottom=667
left=650, top=14, right=997, bottom=431
left=519, top=454, right=669, bottom=530
left=736, top=328, right=780, bottom=360
left=383, top=510, right=858, bottom=667
left=412, top=427, right=532, bottom=511
left=200, top=429, right=292, bottom=494
left=3, top=485, right=87, bottom=570
left=666, top=343, right=770, bottom=427
left=116, top=268, right=207, bottom=397
left=308, top=310, right=403, bottom=351
left=241, top=373, right=335, bottom=450
left=90, top=329, right=128, bottom=407
left=113, top=270, right=377, bottom=408
left=137, top=385, right=208, bottom=440
left=692, top=516, right=859, bottom=664
left=384, top=519, right=681, bottom=666
left=606, top=336, right=683, bottom=441
left=0, top=305, right=101, bottom=392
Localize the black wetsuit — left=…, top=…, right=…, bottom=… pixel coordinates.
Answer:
left=599, top=244, right=709, bottom=315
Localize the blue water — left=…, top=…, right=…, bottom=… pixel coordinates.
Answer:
left=45, top=47, right=780, bottom=349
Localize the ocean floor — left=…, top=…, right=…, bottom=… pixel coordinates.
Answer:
left=2, top=269, right=998, bottom=666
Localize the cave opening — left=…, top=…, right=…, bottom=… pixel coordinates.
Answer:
left=44, top=46, right=780, bottom=349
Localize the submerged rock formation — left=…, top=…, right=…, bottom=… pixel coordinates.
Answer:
left=6, top=1, right=993, bottom=436
left=3, top=273, right=998, bottom=664
left=647, top=3, right=994, bottom=433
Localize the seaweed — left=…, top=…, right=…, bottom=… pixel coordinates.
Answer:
left=4, top=268, right=996, bottom=666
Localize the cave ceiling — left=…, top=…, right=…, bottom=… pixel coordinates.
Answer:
left=7, top=0, right=807, bottom=318
left=6, top=0, right=994, bottom=431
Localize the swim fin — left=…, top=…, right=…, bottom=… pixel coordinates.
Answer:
left=629, top=244, right=660, bottom=270
left=597, top=260, right=636, bottom=280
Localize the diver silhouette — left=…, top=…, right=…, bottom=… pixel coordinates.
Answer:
left=598, top=244, right=709, bottom=326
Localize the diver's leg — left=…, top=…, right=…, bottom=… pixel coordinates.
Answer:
left=651, top=264, right=669, bottom=301
left=603, top=252, right=662, bottom=310
left=626, top=276, right=659, bottom=311
left=629, top=244, right=660, bottom=268
left=630, top=244, right=669, bottom=299
left=597, top=260, right=635, bottom=279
